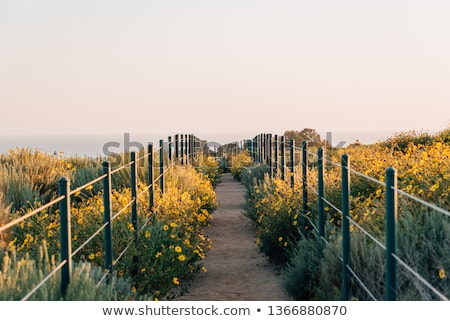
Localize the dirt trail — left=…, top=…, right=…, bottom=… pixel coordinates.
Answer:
left=176, top=173, right=292, bottom=301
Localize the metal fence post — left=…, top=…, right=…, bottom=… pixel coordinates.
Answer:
left=386, top=167, right=398, bottom=301
left=59, top=177, right=72, bottom=296
left=302, top=140, right=308, bottom=230
left=268, top=134, right=273, bottom=177
left=160, top=139, right=164, bottom=194
left=148, top=143, right=154, bottom=211
left=290, top=139, right=295, bottom=187
left=131, top=152, right=138, bottom=235
left=341, top=153, right=351, bottom=301
left=274, top=135, right=278, bottom=176
left=318, top=147, right=325, bottom=239
left=280, top=135, right=285, bottom=180
left=102, top=161, right=113, bottom=276
left=168, top=136, right=172, bottom=163
left=175, top=134, right=179, bottom=164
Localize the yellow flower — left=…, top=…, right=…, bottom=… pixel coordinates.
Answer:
left=119, top=270, right=124, bottom=276
left=278, top=236, right=283, bottom=242
left=178, top=254, right=186, bottom=261
left=201, top=267, right=207, bottom=273
left=141, top=268, right=146, bottom=273
left=145, top=231, right=151, bottom=238
left=163, top=225, right=169, bottom=231
left=173, top=277, right=180, bottom=285
left=170, top=222, right=177, bottom=228
left=86, top=184, right=93, bottom=191
left=155, top=252, right=163, bottom=258
left=88, top=253, right=95, bottom=260
left=95, top=251, right=101, bottom=257
left=175, top=246, right=182, bottom=253
left=439, top=268, right=446, bottom=279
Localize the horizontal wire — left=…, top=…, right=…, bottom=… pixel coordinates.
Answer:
left=70, top=174, right=107, bottom=196
left=321, top=196, right=343, bottom=214
left=0, top=195, right=65, bottom=233
left=113, top=239, right=135, bottom=267
left=21, top=260, right=67, bottom=301
left=345, top=264, right=378, bottom=301
left=96, top=271, right=111, bottom=288
left=346, top=216, right=386, bottom=250
left=392, top=253, right=449, bottom=301
left=111, top=161, right=132, bottom=175
left=111, top=198, right=135, bottom=221
left=72, top=222, right=109, bottom=257
left=395, top=188, right=450, bottom=218
left=348, top=167, right=386, bottom=187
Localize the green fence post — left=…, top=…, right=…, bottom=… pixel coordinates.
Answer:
left=160, top=139, right=164, bottom=194
left=318, top=147, right=325, bottom=238
left=268, top=134, right=273, bottom=177
left=185, top=134, right=189, bottom=165
left=59, top=177, right=72, bottom=296
left=274, top=135, right=278, bottom=176
left=290, top=138, right=295, bottom=187
left=341, top=153, right=351, bottom=301
left=131, top=152, right=138, bottom=235
left=280, top=135, right=285, bottom=180
left=386, top=167, right=398, bottom=301
left=302, top=141, right=308, bottom=230
left=175, top=134, right=179, bottom=164
left=102, top=161, right=113, bottom=276
left=168, top=136, right=172, bottom=163
left=148, top=143, right=154, bottom=211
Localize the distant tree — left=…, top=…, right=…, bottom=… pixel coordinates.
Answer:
left=284, top=128, right=322, bottom=147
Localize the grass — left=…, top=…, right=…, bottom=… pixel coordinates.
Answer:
left=0, top=146, right=220, bottom=300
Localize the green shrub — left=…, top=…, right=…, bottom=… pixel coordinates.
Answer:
left=281, top=235, right=324, bottom=300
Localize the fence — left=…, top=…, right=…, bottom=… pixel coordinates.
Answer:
left=0, top=133, right=202, bottom=300
left=245, top=133, right=450, bottom=301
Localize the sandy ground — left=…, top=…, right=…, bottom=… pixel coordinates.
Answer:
left=176, top=173, right=292, bottom=301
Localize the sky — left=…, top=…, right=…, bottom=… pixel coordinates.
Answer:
left=1, top=0, right=449, bottom=153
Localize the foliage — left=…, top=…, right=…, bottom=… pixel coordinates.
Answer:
left=281, top=235, right=324, bottom=300
left=0, top=242, right=141, bottom=300
left=229, top=150, right=254, bottom=181
left=243, top=130, right=450, bottom=300
left=284, top=128, right=322, bottom=147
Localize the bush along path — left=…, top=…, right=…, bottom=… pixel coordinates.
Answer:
left=176, top=173, right=292, bottom=301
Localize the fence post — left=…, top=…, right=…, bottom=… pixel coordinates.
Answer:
left=168, top=136, right=172, bottom=163
left=59, top=177, right=72, bottom=296
left=302, top=141, right=308, bottom=230
left=102, top=161, right=113, bottom=276
left=160, top=139, right=164, bottom=194
left=386, top=167, right=398, bottom=301
left=175, top=134, right=179, bottom=164
left=290, top=138, right=295, bottom=187
left=280, top=136, right=285, bottom=180
left=148, top=143, right=154, bottom=211
left=318, top=147, right=325, bottom=239
left=131, top=152, right=138, bottom=235
left=180, top=134, right=184, bottom=165
left=341, top=153, right=351, bottom=301
left=268, top=134, right=273, bottom=177
left=184, top=134, right=189, bottom=165
left=274, top=135, right=278, bottom=177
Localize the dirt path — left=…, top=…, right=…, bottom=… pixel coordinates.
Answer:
left=176, top=173, right=292, bottom=301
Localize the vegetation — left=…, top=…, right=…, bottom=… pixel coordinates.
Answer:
left=239, top=128, right=450, bottom=300
left=0, top=147, right=220, bottom=300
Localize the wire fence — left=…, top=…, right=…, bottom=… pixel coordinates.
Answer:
left=0, top=133, right=201, bottom=300
left=245, top=133, right=450, bottom=301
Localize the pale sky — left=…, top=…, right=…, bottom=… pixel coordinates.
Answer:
left=1, top=0, right=449, bottom=147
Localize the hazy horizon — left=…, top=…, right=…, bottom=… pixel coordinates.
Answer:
left=1, top=1, right=449, bottom=146
left=0, top=128, right=437, bottom=157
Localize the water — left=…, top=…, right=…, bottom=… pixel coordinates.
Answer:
left=0, top=130, right=395, bottom=158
